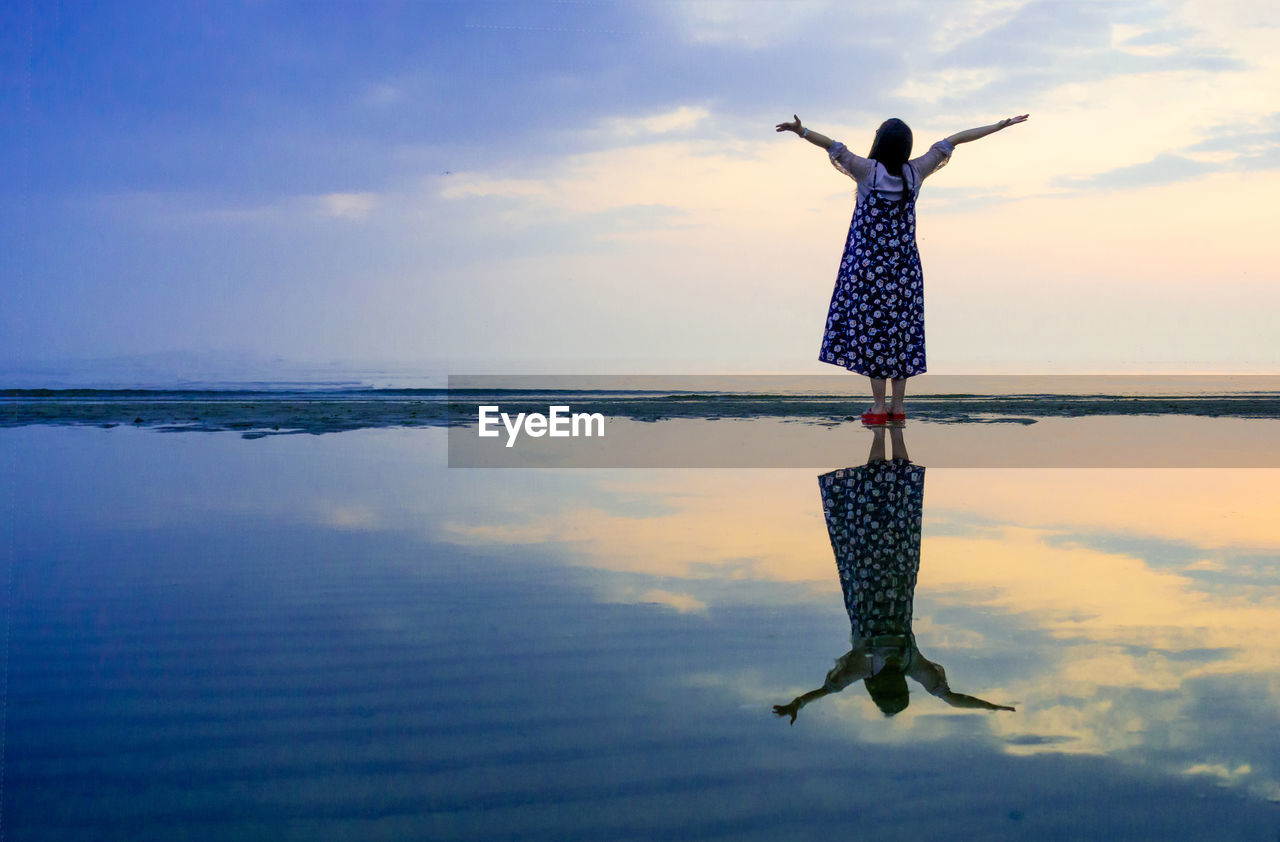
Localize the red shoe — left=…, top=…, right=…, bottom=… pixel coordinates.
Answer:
left=889, top=410, right=906, bottom=424
left=860, top=410, right=890, bottom=426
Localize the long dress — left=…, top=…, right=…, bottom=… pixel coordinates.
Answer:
left=818, top=459, right=925, bottom=641
left=818, top=162, right=927, bottom=378
left=811, top=461, right=1009, bottom=713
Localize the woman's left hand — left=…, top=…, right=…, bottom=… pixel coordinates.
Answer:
left=997, top=114, right=1029, bottom=129
left=775, top=114, right=803, bottom=134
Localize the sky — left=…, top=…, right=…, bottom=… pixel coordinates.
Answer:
left=3, top=0, right=1279, bottom=380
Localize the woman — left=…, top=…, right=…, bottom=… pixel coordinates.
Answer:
left=775, top=113, right=1028, bottom=425
left=773, top=425, right=1015, bottom=722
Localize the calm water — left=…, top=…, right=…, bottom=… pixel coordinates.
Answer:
left=3, top=425, right=1280, bottom=839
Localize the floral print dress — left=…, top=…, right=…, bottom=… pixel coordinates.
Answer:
left=818, top=460, right=925, bottom=640
left=819, top=160, right=928, bottom=378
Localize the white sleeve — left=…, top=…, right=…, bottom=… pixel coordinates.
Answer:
left=909, top=139, right=955, bottom=181
left=828, top=141, right=874, bottom=182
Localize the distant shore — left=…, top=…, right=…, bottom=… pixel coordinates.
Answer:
left=6, top=388, right=1280, bottom=438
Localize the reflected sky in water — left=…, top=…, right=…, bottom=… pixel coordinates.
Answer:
left=3, top=425, right=1279, bottom=839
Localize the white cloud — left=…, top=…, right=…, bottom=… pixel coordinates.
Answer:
left=602, top=105, right=709, bottom=137
left=654, top=0, right=837, bottom=48
left=1110, top=22, right=1179, bottom=57
left=320, top=504, right=381, bottom=530
left=91, top=190, right=385, bottom=225
left=894, top=68, right=1003, bottom=104
left=319, top=192, right=378, bottom=219
left=1183, top=762, right=1252, bottom=782
left=602, top=587, right=709, bottom=614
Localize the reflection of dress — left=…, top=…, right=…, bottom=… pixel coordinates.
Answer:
left=818, top=459, right=925, bottom=639
left=774, top=460, right=1009, bottom=716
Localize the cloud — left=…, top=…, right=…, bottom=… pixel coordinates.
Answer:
left=320, top=504, right=381, bottom=530
left=1053, top=113, right=1280, bottom=191
left=434, top=130, right=810, bottom=236
left=613, top=588, right=709, bottom=614
left=87, top=190, right=385, bottom=225
left=654, top=0, right=838, bottom=48
left=1112, top=23, right=1199, bottom=52
left=1185, top=113, right=1280, bottom=161
left=319, top=192, right=377, bottom=219
left=601, top=105, right=709, bottom=138
left=927, top=0, right=1247, bottom=109
left=938, top=0, right=1110, bottom=69
left=1183, top=762, right=1252, bottom=782
left=1053, top=152, right=1220, bottom=190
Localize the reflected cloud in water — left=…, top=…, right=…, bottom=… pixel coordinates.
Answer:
left=6, top=425, right=1280, bottom=837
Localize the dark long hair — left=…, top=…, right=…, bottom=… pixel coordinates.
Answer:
left=868, top=117, right=914, bottom=207
left=865, top=666, right=910, bottom=716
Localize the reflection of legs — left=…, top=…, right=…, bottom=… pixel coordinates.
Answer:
left=890, top=377, right=906, bottom=415
left=869, top=377, right=887, bottom=414
left=867, top=426, right=887, bottom=463
left=888, top=426, right=909, bottom=462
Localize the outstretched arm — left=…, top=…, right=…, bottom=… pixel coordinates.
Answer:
left=946, top=114, right=1029, bottom=146
left=911, top=654, right=1015, bottom=712
left=772, top=686, right=834, bottom=724
left=774, top=648, right=870, bottom=723
left=939, top=690, right=1016, bottom=712
left=777, top=114, right=873, bottom=181
left=775, top=114, right=835, bottom=151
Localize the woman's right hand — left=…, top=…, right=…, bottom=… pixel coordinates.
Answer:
left=773, top=701, right=801, bottom=723
left=775, top=114, right=803, bottom=135
left=997, top=114, right=1029, bottom=129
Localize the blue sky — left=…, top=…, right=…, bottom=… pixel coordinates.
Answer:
left=4, top=0, right=1279, bottom=380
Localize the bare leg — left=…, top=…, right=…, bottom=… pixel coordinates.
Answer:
left=869, top=378, right=887, bottom=414
left=888, top=426, right=909, bottom=462
left=867, top=426, right=887, bottom=462
left=890, top=378, right=907, bottom=415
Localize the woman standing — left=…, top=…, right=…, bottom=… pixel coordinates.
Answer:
left=775, top=114, right=1028, bottom=425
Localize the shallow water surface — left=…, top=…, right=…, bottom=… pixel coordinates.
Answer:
left=3, top=425, right=1279, bottom=839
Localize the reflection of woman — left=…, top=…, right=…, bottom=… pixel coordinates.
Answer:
left=774, top=427, right=1014, bottom=722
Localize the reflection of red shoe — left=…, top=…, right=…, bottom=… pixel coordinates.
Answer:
left=861, top=410, right=889, bottom=426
